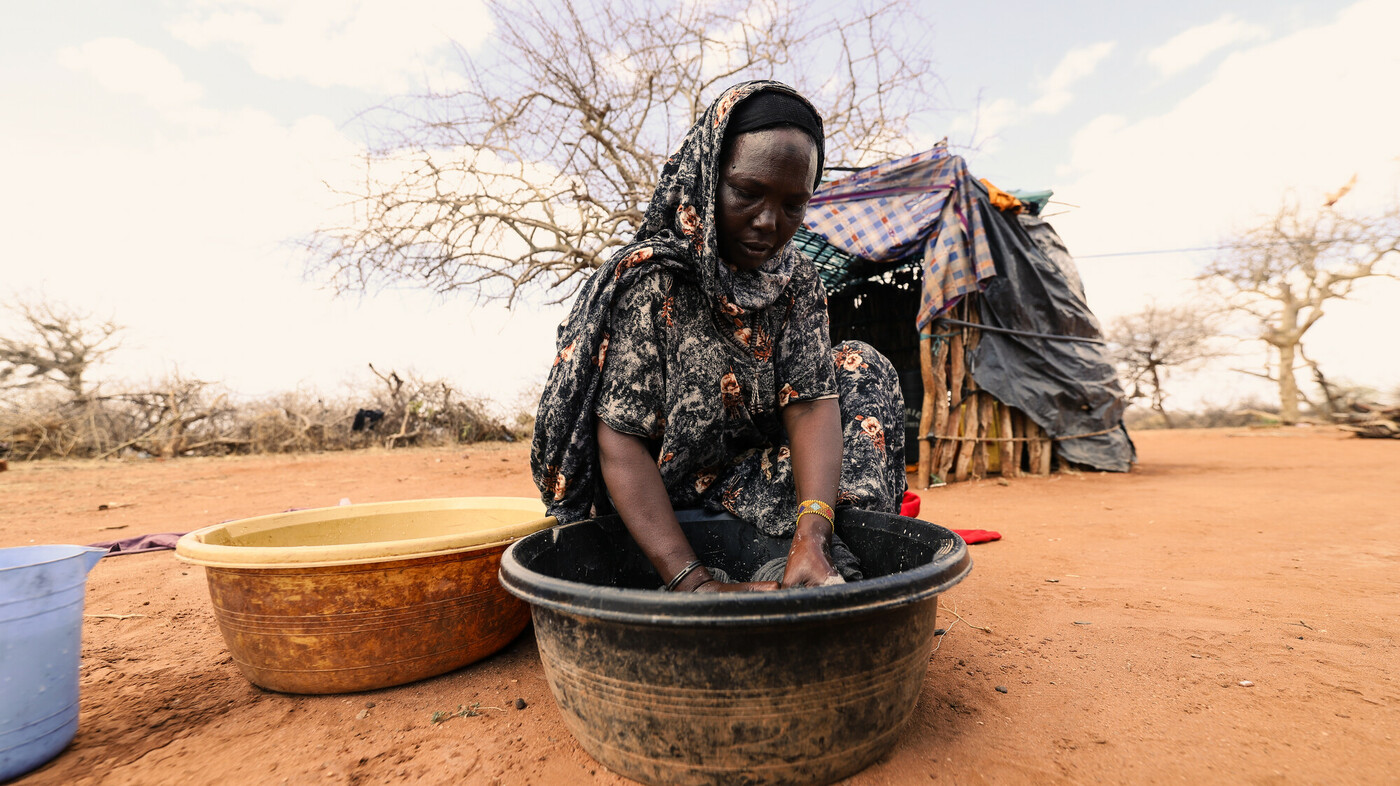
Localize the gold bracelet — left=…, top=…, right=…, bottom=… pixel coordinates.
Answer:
left=796, top=499, right=835, bottom=527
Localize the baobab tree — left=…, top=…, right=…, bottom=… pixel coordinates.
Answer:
left=0, top=300, right=121, bottom=402
left=306, top=0, right=940, bottom=305
left=1201, top=195, right=1400, bottom=423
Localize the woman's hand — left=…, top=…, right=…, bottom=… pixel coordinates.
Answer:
left=779, top=514, right=845, bottom=587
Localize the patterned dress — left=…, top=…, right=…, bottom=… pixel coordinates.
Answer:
left=596, top=262, right=905, bottom=538
left=531, top=80, right=906, bottom=554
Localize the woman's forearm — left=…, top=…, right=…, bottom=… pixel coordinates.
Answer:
left=595, top=420, right=708, bottom=590
left=779, top=397, right=844, bottom=587
left=782, top=397, right=842, bottom=529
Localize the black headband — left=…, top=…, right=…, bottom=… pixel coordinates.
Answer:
left=725, top=90, right=826, bottom=185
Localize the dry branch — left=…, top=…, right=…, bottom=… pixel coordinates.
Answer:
left=305, top=0, right=940, bottom=304
left=1201, top=195, right=1400, bottom=423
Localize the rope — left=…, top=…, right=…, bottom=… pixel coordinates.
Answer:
left=920, top=425, right=1122, bottom=442
left=933, top=317, right=1106, bottom=345
left=1051, top=426, right=1123, bottom=441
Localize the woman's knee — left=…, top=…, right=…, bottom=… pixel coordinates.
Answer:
left=833, top=339, right=897, bottom=380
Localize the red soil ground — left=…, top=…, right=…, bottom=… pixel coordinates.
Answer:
left=2, top=427, right=1396, bottom=785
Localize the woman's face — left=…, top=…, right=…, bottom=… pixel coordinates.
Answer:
left=715, top=126, right=819, bottom=272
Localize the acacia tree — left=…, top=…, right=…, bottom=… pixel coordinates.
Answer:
left=0, top=300, right=122, bottom=402
left=306, top=0, right=938, bottom=305
left=1201, top=196, right=1400, bottom=423
left=1106, top=303, right=1221, bottom=427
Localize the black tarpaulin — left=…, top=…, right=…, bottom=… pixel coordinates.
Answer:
left=960, top=179, right=1134, bottom=471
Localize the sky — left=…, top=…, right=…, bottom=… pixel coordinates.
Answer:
left=2, top=0, right=1398, bottom=413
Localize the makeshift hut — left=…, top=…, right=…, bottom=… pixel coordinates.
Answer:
left=796, top=145, right=1135, bottom=487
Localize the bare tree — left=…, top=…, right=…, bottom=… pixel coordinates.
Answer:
left=1201, top=195, right=1400, bottom=423
left=0, top=300, right=122, bottom=402
left=1106, top=303, right=1222, bottom=428
left=306, top=0, right=939, bottom=305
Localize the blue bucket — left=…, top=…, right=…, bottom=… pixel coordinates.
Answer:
left=0, top=545, right=105, bottom=781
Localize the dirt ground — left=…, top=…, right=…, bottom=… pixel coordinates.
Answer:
left=2, top=427, right=1397, bottom=785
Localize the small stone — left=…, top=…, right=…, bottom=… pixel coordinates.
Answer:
left=1238, top=680, right=1254, bottom=687
left=365, top=702, right=376, bottom=708
left=514, top=698, right=527, bottom=710
left=1190, top=654, right=1202, bottom=659
left=1072, top=621, right=1090, bottom=625
left=997, top=479, right=1010, bottom=486
left=995, top=685, right=1008, bottom=694
left=1045, top=578, right=1059, bottom=583
left=934, top=628, right=946, bottom=636
left=356, top=709, right=370, bottom=720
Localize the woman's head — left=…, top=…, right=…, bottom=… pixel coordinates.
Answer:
left=714, top=89, right=825, bottom=272
left=630, top=81, right=825, bottom=307
left=715, top=126, right=819, bottom=271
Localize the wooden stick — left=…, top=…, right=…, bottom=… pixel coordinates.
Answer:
left=954, top=306, right=982, bottom=483
left=931, top=342, right=952, bottom=482
left=1026, top=419, right=1044, bottom=476
left=1008, top=409, right=1024, bottom=477
left=998, top=403, right=1017, bottom=478
left=1039, top=425, right=1054, bottom=475
left=947, top=332, right=965, bottom=416
left=935, top=406, right=958, bottom=482
left=941, top=325, right=966, bottom=483
left=917, top=336, right=935, bottom=489
left=966, top=310, right=982, bottom=353
left=953, top=398, right=978, bottom=482
left=972, top=395, right=993, bottom=479
left=926, top=336, right=950, bottom=486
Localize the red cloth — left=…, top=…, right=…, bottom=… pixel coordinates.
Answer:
left=900, top=490, right=921, bottom=517
left=951, top=529, right=1001, bottom=544
left=900, top=491, right=1001, bottom=544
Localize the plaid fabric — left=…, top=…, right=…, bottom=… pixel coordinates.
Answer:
left=804, top=147, right=997, bottom=329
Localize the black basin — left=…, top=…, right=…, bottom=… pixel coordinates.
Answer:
left=499, top=509, right=971, bottom=786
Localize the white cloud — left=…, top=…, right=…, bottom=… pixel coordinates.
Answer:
left=1051, top=0, right=1400, bottom=400
left=6, top=33, right=567, bottom=402
left=168, top=0, right=493, bottom=94
left=948, top=96, right=1018, bottom=154
left=1029, top=41, right=1115, bottom=115
left=1146, top=14, right=1269, bottom=78
left=56, top=38, right=203, bottom=110
left=945, top=40, right=1114, bottom=155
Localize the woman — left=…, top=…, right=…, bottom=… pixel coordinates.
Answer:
left=532, top=80, right=906, bottom=592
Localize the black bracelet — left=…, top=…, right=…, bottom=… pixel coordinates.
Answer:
left=665, top=560, right=705, bottom=592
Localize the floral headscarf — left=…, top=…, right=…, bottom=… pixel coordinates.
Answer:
left=531, top=80, right=827, bottom=522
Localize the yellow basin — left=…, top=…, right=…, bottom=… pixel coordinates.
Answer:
left=177, top=497, right=553, bottom=694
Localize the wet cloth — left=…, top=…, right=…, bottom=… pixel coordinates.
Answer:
left=531, top=80, right=907, bottom=543
left=87, top=532, right=183, bottom=556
